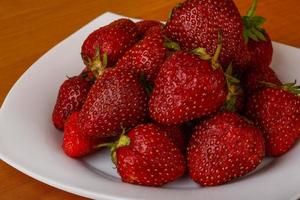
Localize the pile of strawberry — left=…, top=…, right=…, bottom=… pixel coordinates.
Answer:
left=52, top=0, right=300, bottom=187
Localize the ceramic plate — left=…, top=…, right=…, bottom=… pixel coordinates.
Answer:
left=1, top=12, right=300, bottom=200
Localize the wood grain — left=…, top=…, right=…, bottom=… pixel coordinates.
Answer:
left=0, top=0, right=300, bottom=199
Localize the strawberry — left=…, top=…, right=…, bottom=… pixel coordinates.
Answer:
left=81, top=19, right=139, bottom=76
left=243, top=0, right=273, bottom=68
left=78, top=68, right=148, bottom=138
left=52, top=74, right=92, bottom=130
left=113, top=124, right=186, bottom=186
left=187, top=111, right=265, bottom=186
left=149, top=37, right=227, bottom=125
left=164, top=0, right=248, bottom=69
left=115, top=26, right=167, bottom=83
left=245, top=84, right=300, bottom=156
left=158, top=125, right=187, bottom=153
left=247, top=33, right=273, bottom=68
left=241, top=65, right=281, bottom=95
left=62, top=112, right=112, bottom=158
left=136, top=20, right=163, bottom=38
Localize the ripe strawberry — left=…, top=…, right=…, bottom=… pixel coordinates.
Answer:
left=248, top=33, right=273, bottom=68
left=115, top=26, right=167, bottom=83
left=187, top=111, right=265, bottom=186
left=136, top=20, right=163, bottom=38
left=164, top=0, right=248, bottom=69
left=52, top=74, right=92, bottom=130
left=114, top=124, right=186, bottom=186
left=149, top=40, right=227, bottom=125
left=245, top=84, right=300, bottom=156
left=81, top=19, right=139, bottom=76
left=243, top=0, right=273, bottom=68
left=78, top=68, right=148, bottom=138
left=158, top=125, right=187, bottom=153
left=241, top=65, right=281, bottom=95
left=62, top=112, right=112, bottom=158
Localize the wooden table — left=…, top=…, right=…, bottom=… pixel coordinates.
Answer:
left=1, top=0, right=300, bottom=199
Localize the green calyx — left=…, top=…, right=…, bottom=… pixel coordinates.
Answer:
left=191, top=32, right=222, bottom=70
left=191, top=48, right=211, bottom=60
left=261, top=81, right=300, bottom=96
left=82, top=46, right=108, bottom=78
left=224, top=64, right=242, bottom=112
left=80, top=70, right=96, bottom=83
left=164, top=37, right=181, bottom=51
left=96, top=128, right=130, bottom=165
left=281, top=82, right=300, bottom=96
left=243, top=0, right=267, bottom=43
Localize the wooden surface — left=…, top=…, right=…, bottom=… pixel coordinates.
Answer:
left=0, top=0, right=300, bottom=199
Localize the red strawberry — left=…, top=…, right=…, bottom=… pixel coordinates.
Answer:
left=243, top=0, right=273, bottom=68
left=245, top=84, right=300, bottom=156
left=81, top=19, right=139, bottom=76
left=136, top=20, right=163, bottom=38
left=158, top=125, right=187, bottom=153
left=115, top=26, right=167, bottom=83
left=149, top=42, right=227, bottom=125
left=187, top=111, right=265, bottom=186
left=248, top=33, right=273, bottom=68
left=52, top=75, right=92, bottom=130
left=114, top=124, right=186, bottom=186
left=78, top=68, right=148, bottom=138
left=62, top=112, right=112, bottom=158
left=241, top=65, right=281, bottom=95
left=164, top=0, right=248, bottom=69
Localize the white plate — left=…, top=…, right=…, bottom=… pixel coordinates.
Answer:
left=1, top=12, right=300, bottom=200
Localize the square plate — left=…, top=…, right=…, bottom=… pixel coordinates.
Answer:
left=1, top=12, right=300, bottom=200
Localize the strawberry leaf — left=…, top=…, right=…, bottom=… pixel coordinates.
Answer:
left=191, top=47, right=211, bottom=60
left=243, top=0, right=267, bottom=43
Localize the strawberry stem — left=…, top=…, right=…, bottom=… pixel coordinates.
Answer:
left=164, top=37, right=181, bottom=51
left=247, top=0, right=257, bottom=17
left=211, top=32, right=222, bottom=70
left=111, top=129, right=130, bottom=165
left=224, top=64, right=241, bottom=112
left=96, top=142, right=115, bottom=149
left=96, top=128, right=131, bottom=165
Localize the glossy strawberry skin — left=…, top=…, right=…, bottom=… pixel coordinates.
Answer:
left=248, top=32, right=273, bottom=68
left=52, top=76, right=92, bottom=130
left=81, top=19, right=139, bottom=67
left=116, top=26, right=167, bottom=83
left=246, top=88, right=300, bottom=156
left=187, top=111, right=265, bottom=186
left=164, top=0, right=247, bottom=69
left=158, top=125, right=187, bottom=153
left=78, top=68, right=148, bottom=138
left=136, top=20, right=163, bottom=38
left=116, top=124, right=186, bottom=186
left=149, top=51, right=227, bottom=125
left=62, top=112, right=112, bottom=158
left=241, top=65, right=281, bottom=96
